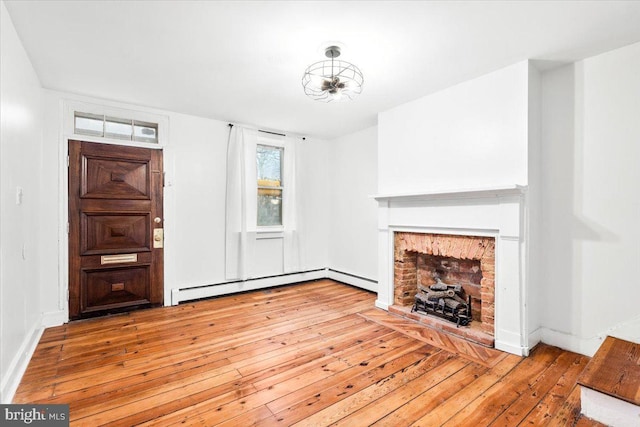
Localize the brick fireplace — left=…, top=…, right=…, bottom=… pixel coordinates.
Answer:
left=393, top=232, right=495, bottom=345
left=374, top=186, right=533, bottom=356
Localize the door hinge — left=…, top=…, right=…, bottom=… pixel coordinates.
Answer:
left=67, top=155, right=70, bottom=167
left=66, top=222, right=70, bottom=234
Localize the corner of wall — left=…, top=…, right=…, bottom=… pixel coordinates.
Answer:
left=0, top=317, right=44, bottom=403
left=526, top=61, right=543, bottom=342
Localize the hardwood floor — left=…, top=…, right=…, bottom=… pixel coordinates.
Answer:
left=15, top=280, right=604, bottom=426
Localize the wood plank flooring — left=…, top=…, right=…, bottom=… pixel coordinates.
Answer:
left=14, top=279, right=605, bottom=426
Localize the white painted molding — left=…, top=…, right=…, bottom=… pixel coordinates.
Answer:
left=528, top=327, right=543, bottom=351
left=171, top=288, right=180, bottom=306
left=372, top=184, right=527, bottom=202
left=174, top=268, right=378, bottom=304
left=326, top=269, right=377, bottom=292
left=41, top=310, right=67, bottom=328
left=1, top=317, right=44, bottom=403
left=174, top=270, right=327, bottom=303
left=581, top=387, right=640, bottom=427
left=540, top=327, right=605, bottom=357
left=374, top=300, right=389, bottom=310
left=389, top=225, right=498, bottom=238
left=495, top=340, right=530, bottom=357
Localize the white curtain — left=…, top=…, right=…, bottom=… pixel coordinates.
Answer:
left=225, top=126, right=258, bottom=280
left=283, top=135, right=302, bottom=272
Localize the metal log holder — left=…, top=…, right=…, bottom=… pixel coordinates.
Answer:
left=411, top=284, right=472, bottom=327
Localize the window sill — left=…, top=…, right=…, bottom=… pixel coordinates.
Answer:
left=256, top=227, right=284, bottom=239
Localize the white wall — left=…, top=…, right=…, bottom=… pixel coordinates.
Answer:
left=0, top=1, right=45, bottom=402
left=327, top=126, right=378, bottom=286
left=378, top=61, right=530, bottom=194
left=165, top=114, right=230, bottom=289
left=540, top=42, right=640, bottom=355
left=297, top=137, right=330, bottom=271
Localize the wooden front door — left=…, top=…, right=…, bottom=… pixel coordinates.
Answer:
left=68, top=140, right=164, bottom=319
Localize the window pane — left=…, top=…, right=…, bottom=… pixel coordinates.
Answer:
left=257, top=145, right=282, bottom=184
left=133, top=120, right=158, bottom=143
left=257, top=189, right=282, bottom=226
left=105, top=116, right=132, bottom=140
left=74, top=113, right=104, bottom=136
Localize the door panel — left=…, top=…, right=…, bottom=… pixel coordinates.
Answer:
left=82, top=213, right=150, bottom=255
left=82, top=266, right=150, bottom=313
left=82, top=157, right=150, bottom=199
left=69, top=140, right=163, bottom=319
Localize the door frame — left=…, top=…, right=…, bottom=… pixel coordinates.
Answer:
left=57, top=99, right=171, bottom=323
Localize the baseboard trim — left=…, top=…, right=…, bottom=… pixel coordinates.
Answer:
left=495, top=339, right=530, bottom=357
left=41, top=310, right=67, bottom=327
left=374, top=300, right=389, bottom=310
left=174, top=269, right=328, bottom=304
left=528, top=327, right=542, bottom=352
left=174, top=268, right=378, bottom=304
left=326, top=269, right=377, bottom=292
left=540, top=328, right=604, bottom=357
left=1, top=317, right=44, bottom=403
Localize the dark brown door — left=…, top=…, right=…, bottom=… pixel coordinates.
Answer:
left=68, top=140, right=164, bottom=319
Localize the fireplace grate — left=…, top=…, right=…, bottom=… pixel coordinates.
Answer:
left=411, top=281, right=471, bottom=327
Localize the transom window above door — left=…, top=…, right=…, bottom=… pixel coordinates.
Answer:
left=74, top=111, right=159, bottom=144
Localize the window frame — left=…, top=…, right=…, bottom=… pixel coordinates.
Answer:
left=74, top=112, right=159, bottom=144
left=256, top=140, right=285, bottom=231
left=64, top=100, right=169, bottom=149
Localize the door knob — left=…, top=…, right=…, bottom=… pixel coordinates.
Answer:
left=154, top=217, right=162, bottom=224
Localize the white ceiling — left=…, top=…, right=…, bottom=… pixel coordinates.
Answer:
left=5, top=1, right=640, bottom=139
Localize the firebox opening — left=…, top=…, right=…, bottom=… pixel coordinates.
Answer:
left=393, top=232, right=496, bottom=346
left=417, top=254, right=482, bottom=322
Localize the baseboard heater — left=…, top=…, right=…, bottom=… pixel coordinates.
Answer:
left=171, top=268, right=377, bottom=305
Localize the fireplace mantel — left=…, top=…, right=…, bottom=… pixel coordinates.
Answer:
left=375, top=183, right=534, bottom=356
left=372, top=184, right=526, bottom=203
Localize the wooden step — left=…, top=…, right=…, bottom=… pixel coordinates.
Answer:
left=578, top=336, right=640, bottom=405
left=577, top=336, right=640, bottom=426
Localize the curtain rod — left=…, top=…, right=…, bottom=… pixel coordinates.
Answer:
left=228, top=123, right=306, bottom=141
left=259, top=129, right=286, bottom=137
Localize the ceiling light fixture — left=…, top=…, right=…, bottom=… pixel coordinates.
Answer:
left=302, top=46, right=363, bottom=102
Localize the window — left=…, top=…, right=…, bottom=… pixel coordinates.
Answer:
left=256, top=144, right=283, bottom=226
left=74, top=112, right=158, bottom=143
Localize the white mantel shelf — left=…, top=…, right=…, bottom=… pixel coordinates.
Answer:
left=372, top=184, right=527, bottom=202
